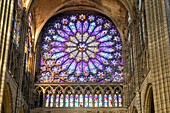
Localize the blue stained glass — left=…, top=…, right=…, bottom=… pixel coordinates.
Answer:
left=92, top=26, right=102, bottom=35
left=88, top=75, right=96, bottom=82
left=68, top=60, right=76, bottom=74
left=57, top=30, right=69, bottom=39
left=109, top=94, right=113, bottom=107
left=91, top=59, right=103, bottom=70
left=54, top=23, right=61, bottom=29
left=51, top=66, right=58, bottom=73
left=99, top=41, right=114, bottom=47
left=70, top=94, right=74, bottom=107
left=42, top=44, right=51, bottom=51
left=98, top=35, right=112, bottom=42
left=88, top=15, right=95, bottom=21
left=88, top=22, right=96, bottom=34
left=48, top=29, right=55, bottom=35
left=97, top=71, right=104, bottom=79
left=96, top=30, right=108, bottom=39
left=76, top=21, right=82, bottom=33
left=118, top=94, right=122, bottom=107
left=78, top=76, right=86, bottom=82
left=50, top=94, right=54, bottom=107
left=89, top=94, right=93, bottom=107
left=60, top=94, right=64, bottom=107
left=75, top=94, right=79, bottom=107
left=98, top=52, right=113, bottom=59
left=70, top=15, right=77, bottom=21
left=46, top=94, right=50, bottom=107
left=100, top=47, right=114, bottom=52
left=50, top=47, right=65, bottom=53
left=85, top=94, right=89, bottom=107
left=96, top=55, right=109, bottom=65
left=52, top=35, right=66, bottom=42
left=104, top=94, right=108, bottom=107
left=51, top=42, right=65, bottom=47
left=97, top=18, right=103, bottom=24
left=56, top=94, right=59, bottom=107
left=94, top=94, right=98, bottom=107
left=62, top=18, right=68, bottom=24
left=99, top=94, right=102, bottom=107
left=68, top=75, right=77, bottom=82
left=69, top=22, right=77, bottom=34
left=63, top=25, right=73, bottom=35
left=51, top=52, right=66, bottom=59
left=40, top=71, right=52, bottom=83
left=65, top=94, right=69, bottom=107
left=62, top=59, right=73, bottom=70
left=106, top=66, right=112, bottom=73
left=83, top=21, right=89, bottom=33
left=79, top=94, right=83, bottom=107
left=40, top=13, right=124, bottom=83
left=56, top=55, right=68, bottom=65
left=115, top=44, right=122, bottom=50
left=88, top=61, right=97, bottom=74
left=114, top=94, right=118, bottom=107
left=44, top=36, right=51, bottom=42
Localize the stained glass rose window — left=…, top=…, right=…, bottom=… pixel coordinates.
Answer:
left=40, top=13, right=124, bottom=83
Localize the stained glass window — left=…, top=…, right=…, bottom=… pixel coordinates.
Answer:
left=108, top=94, right=113, bottom=107
left=118, top=94, right=122, bottom=107
left=138, top=0, right=142, bottom=11
left=94, top=94, right=98, bottom=107
left=60, top=94, right=64, bottom=107
left=50, top=94, right=54, bottom=107
left=44, top=89, right=123, bottom=108
left=40, top=13, right=124, bottom=83
left=89, top=94, right=93, bottom=107
left=55, top=94, right=59, bottom=107
left=13, top=0, right=22, bottom=47
left=70, top=94, right=74, bottom=107
left=85, top=94, right=89, bottom=107
left=46, top=94, right=50, bottom=107
left=114, top=93, right=118, bottom=107
left=104, top=94, right=108, bottom=107
left=75, top=94, right=79, bottom=107
left=79, top=94, right=83, bottom=107
left=99, top=94, right=102, bottom=107
left=65, top=94, right=69, bottom=107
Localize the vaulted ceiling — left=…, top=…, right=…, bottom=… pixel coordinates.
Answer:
left=24, top=0, right=133, bottom=46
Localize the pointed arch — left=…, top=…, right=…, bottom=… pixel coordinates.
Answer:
left=144, top=84, right=155, bottom=113
left=84, top=85, right=94, bottom=93
left=65, top=85, right=74, bottom=93
left=74, top=85, right=84, bottom=93
left=94, top=85, right=103, bottom=94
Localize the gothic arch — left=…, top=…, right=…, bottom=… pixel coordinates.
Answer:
left=34, top=3, right=124, bottom=108
left=2, top=83, right=12, bottom=113
left=144, top=84, right=155, bottom=113
left=32, top=0, right=130, bottom=48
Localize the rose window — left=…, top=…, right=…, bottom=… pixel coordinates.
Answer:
left=40, top=13, right=124, bottom=83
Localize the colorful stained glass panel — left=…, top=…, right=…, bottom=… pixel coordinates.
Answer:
left=40, top=13, right=124, bottom=83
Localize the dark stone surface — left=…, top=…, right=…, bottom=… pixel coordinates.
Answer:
left=164, top=0, right=170, bottom=44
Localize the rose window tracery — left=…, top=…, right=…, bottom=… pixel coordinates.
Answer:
left=40, top=13, right=124, bottom=83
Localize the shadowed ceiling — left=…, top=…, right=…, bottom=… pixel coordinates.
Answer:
left=28, top=0, right=131, bottom=46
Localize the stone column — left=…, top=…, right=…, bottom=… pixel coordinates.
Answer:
left=145, top=0, right=170, bottom=112
left=0, top=0, right=14, bottom=112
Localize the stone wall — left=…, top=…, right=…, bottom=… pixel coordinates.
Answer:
left=128, top=0, right=170, bottom=113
